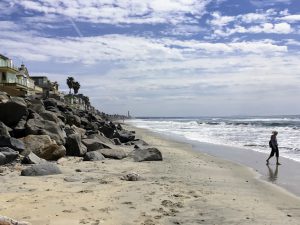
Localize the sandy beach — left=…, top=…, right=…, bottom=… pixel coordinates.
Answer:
left=1, top=124, right=300, bottom=225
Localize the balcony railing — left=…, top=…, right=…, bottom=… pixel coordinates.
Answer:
left=0, top=62, right=19, bottom=71
left=0, top=78, right=27, bottom=87
left=0, top=77, right=36, bottom=89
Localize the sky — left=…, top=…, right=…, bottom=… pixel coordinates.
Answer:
left=0, top=0, right=300, bottom=117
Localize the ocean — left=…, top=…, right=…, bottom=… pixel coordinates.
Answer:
left=128, top=116, right=300, bottom=163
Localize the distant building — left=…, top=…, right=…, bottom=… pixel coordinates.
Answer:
left=0, top=54, right=43, bottom=96
left=30, top=76, right=59, bottom=98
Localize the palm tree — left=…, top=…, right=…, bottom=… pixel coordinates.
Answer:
left=73, top=81, right=80, bottom=94
left=66, top=77, right=74, bottom=94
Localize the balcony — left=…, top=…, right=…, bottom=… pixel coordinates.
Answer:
left=0, top=61, right=19, bottom=72
left=0, top=78, right=27, bottom=88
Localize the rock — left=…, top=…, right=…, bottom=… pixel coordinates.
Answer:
left=39, top=111, right=62, bottom=124
left=45, top=106, right=61, bottom=114
left=82, top=138, right=111, bottom=152
left=98, top=123, right=115, bottom=138
left=0, top=147, right=19, bottom=165
left=113, top=130, right=135, bottom=143
left=12, top=116, right=27, bottom=138
left=132, top=147, right=163, bottom=162
left=98, top=148, right=127, bottom=159
left=65, top=134, right=87, bottom=156
left=0, top=91, right=10, bottom=103
left=64, top=176, right=81, bottom=182
left=0, top=215, right=31, bottom=225
left=131, top=139, right=149, bottom=146
left=0, top=137, right=25, bottom=152
left=21, top=163, right=62, bottom=176
left=22, top=152, right=47, bottom=164
left=20, top=135, right=66, bottom=160
left=65, top=113, right=81, bottom=127
left=83, top=151, right=105, bottom=161
left=43, top=98, right=58, bottom=108
left=87, top=133, right=113, bottom=145
left=112, top=138, right=122, bottom=145
left=121, top=172, right=141, bottom=181
left=117, top=123, right=123, bottom=130
left=28, top=98, right=45, bottom=113
left=80, top=117, right=90, bottom=126
left=65, top=125, right=86, bottom=138
left=0, top=97, right=28, bottom=127
left=26, top=117, right=66, bottom=145
left=0, top=121, right=11, bottom=137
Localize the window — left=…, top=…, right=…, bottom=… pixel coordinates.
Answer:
left=2, top=72, right=6, bottom=81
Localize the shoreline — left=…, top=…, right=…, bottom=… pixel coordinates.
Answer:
left=128, top=122, right=300, bottom=197
left=0, top=123, right=300, bottom=224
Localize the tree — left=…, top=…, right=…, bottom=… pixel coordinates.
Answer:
left=66, top=77, right=74, bottom=94
left=73, top=81, right=80, bottom=94
left=83, top=96, right=90, bottom=110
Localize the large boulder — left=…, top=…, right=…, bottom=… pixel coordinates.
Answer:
left=87, top=133, right=114, bottom=145
left=21, top=163, right=62, bottom=176
left=0, top=137, right=25, bottom=152
left=82, top=138, right=111, bottom=152
left=0, top=147, right=19, bottom=165
left=28, top=98, right=45, bottom=114
left=65, top=125, right=86, bottom=138
left=65, top=113, right=81, bottom=127
left=20, top=135, right=66, bottom=160
left=26, top=117, right=66, bottom=145
left=80, top=117, right=90, bottom=127
left=131, top=147, right=163, bottom=162
left=65, top=133, right=87, bottom=156
left=0, top=97, right=28, bottom=127
left=98, top=123, right=116, bottom=138
left=83, top=151, right=105, bottom=161
left=39, top=111, right=62, bottom=125
left=0, top=121, right=11, bottom=137
left=113, top=130, right=135, bottom=143
left=22, top=152, right=47, bottom=164
left=43, top=98, right=58, bottom=108
left=98, top=148, right=127, bottom=159
left=12, top=115, right=27, bottom=138
left=0, top=91, right=10, bottom=103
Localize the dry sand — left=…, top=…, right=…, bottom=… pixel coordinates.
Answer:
left=0, top=125, right=300, bottom=225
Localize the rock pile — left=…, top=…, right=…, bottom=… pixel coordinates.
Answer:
left=0, top=91, right=163, bottom=176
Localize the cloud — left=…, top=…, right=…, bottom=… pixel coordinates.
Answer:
left=5, top=0, right=211, bottom=25
left=250, top=0, right=292, bottom=7
left=213, top=22, right=293, bottom=36
left=281, top=14, right=300, bottom=22
left=0, top=23, right=288, bottom=66
left=209, top=12, right=235, bottom=27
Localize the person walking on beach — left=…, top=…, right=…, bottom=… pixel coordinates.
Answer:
left=266, top=131, right=281, bottom=165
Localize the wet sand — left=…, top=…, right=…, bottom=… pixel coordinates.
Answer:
left=0, top=124, right=300, bottom=225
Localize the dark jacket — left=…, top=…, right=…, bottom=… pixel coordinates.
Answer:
left=270, top=134, right=278, bottom=149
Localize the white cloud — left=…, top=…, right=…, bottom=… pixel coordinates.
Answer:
left=238, top=13, right=267, bottom=23
left=209, top=12, right=235, bottom=27
left=214, top=22, right=293, bottom=36
left=0, top=23, right=288, bottom=66
left=281, top=14, right=300, bottom=22
left=250, top=0, right=292, bottom=7
left=5, top=0, right=211, bottom=25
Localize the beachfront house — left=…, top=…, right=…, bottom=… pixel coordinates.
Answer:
left=0, top=54, right=43, bottom=96
left=30, top=76, right=59, bottom=98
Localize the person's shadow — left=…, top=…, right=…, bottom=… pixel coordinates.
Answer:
left=266, top=164, right=279, bottom=182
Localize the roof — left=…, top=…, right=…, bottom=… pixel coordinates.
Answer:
left=0, top=54, right=10, bottom=60
left=30, top=76, right=49, bottom=79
